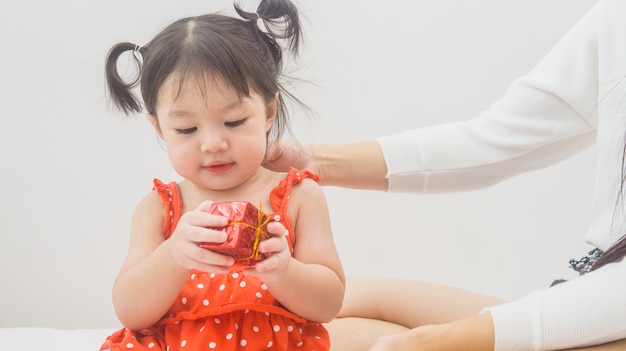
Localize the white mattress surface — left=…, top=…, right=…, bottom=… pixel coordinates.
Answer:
left=0, top=328, right=116, bottom=351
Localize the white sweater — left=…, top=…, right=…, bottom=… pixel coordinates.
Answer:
left=378, top=0, right=626, bottom=350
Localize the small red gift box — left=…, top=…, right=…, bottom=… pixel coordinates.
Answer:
left=199, top=201, right=275, bottom=268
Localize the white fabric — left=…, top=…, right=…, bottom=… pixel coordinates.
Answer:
left=378, top=0, right=626, bottom=349
left=0, top=328, right=116, bottom=351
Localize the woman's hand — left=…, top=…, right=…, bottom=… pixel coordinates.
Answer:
left=168, top=200, right=235, bottom=273
left=263, top=141, right=315, bottom=173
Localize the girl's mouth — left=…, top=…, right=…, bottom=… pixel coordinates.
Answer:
left=203, top=162, right=234, bottom=174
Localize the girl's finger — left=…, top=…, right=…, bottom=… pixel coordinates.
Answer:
left=177, top=224, right=227, bottom=244
left=258, top=236, right=287, bottom=254
left=194, top=246, right=235, bottom=267
left=184, top=210, right=229, bottom=228
left=265, top=221, right=287, bottom=237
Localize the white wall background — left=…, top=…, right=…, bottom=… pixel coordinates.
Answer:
left=0, top=0, right=599, bottom=328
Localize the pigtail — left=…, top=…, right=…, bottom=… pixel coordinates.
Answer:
left=234, top=0, right=307, bottom=143
left=235, top=0, right=302, bottom=56
left=104, top=42, right=144, bottom=115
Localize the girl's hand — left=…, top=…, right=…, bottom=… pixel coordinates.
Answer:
left=244, top=221, right=291, bottom=283
left=168, top=200, right=235, bottom=273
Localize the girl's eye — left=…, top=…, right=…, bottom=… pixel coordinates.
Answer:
left=175, top=127, right=197, bottom=135
left=225, top=119, right=246, bottom=128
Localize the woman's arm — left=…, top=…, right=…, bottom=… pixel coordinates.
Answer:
left=310, top=142, right=389, bottom=190
left=486, top=259, right=626, bottom=350
left=267, top=0, right=600, bottom=195
left=265, top=141, right=389, bottom=190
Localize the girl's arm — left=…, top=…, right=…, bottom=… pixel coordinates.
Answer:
left=112, top=192, right=232, bottom=330
left=247, top=179, right=346, bottom=322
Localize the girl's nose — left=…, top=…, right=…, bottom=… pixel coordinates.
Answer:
left=200, top=129, right=228, bottom=153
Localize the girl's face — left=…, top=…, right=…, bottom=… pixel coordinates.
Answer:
left=149, top=75, right=277, bottom=192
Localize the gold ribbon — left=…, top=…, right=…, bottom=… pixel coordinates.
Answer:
left=229, top=203, right=272, bottom=262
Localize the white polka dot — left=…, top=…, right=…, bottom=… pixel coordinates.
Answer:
left=296, top=341, right=303, bottom=347
left=287, top=325, right=294, bottom=332
left=253, top=326, right=260, bottom=332
left=148, top=343, right=155, bottom=349
left=197, top=283, right=205, bottom=289
left=226, top=333, right=233, bottom=340
left=273, top=325, right=281, bottom=332
left=181, top=297, right=187, bottom=304
left=240, top=339, right=247, bottom=346
left=203, top=299, right=210, bottom=306
left=234, top=323, right=239, bottom=330
left=284, top=229, right=289, bottom=236
left=126, top=343, right=134, bottom=348
left=273, top=215, right=281, bottom=221
left=256, top=292, right=263, bottom=298
left=209, top=342, right=216, bottom=349
left=239, top=281, right=247, bottom=288
left=181, top=340, right=187, bottom=347
left=232, top=272, right=239, bottom=279
left=199, top=326, right=205, bottom=333
left=190, top=274, right=196, bottom=280
left=210, top=273, right=216, bottom=278
left=214, top=317, right=221, bottom=324
left=267, top=341, right=273, bottom=348
left=261, top=284, right=268, bottom=290
left=219, top=284, right=226, bottom=291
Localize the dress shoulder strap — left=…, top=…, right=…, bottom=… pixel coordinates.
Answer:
left=269, top=168, right=320, bottom=213
left=152, top=179, right=182, bottom=239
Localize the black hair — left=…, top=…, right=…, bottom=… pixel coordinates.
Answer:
left=591, top=134, right=626, bottom=271
left=104, top=0, right=303, bottom=142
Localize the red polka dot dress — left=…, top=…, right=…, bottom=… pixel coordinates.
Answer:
left=100, top=168, right=329, bottom=351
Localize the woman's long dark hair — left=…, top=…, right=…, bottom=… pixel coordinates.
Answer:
left=591, top=135, right=626, bottom=271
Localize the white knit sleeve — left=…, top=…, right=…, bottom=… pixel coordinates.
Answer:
left=485, top=259, right=626, bottom=350
left=378, top=0, right=600, bottom=194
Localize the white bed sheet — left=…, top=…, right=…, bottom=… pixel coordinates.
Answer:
left=0, top=328, right=117, bottom=351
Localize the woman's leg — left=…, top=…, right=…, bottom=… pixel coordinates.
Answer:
left=338, top=276, right=504, bottom=327
left=326, top=317, right=408, bottom=351
left=327, top=276, right=626, bottom=351
left=326, top=276, right=504, bottom=351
